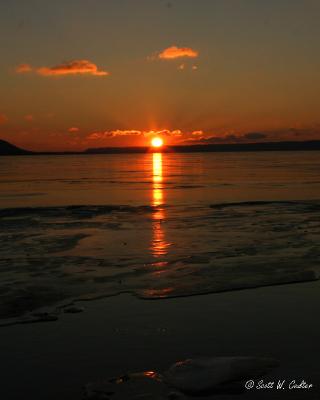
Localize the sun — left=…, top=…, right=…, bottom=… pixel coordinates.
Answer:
left=151, top=137, right=163, bottom=148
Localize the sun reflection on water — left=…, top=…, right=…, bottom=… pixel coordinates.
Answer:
left=151, top=153, right=169, bottom=257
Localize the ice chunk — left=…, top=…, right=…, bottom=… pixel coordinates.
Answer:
left=164, top=356, right=279, bottom=394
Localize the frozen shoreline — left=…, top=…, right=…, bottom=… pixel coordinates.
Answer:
left=0, top=200, right=319, bottom=322
left=0, top=201, right=320, bottom=321
left=0, top=280, right=319, bottom=399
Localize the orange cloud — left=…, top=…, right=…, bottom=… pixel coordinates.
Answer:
left=15, top=63, right=33, bottom=73
left=158, top=46, right=198, bottom=60
left=87, top=129, right=184, bottom=140
left=16, top=60, right=109, bottom=77
left=112, top=130, right=142, bottom=136
left=37, top=60, right=109, bottom=76
left=139, top=129, right=183, bottom=137
left=192, top=130, right=203, bottom=136
left=87, top=130, right=141, bottom=140
left=68, top=127, right=80, bottom=133
left=87, top=132, right=113, bottom=140
left=178, top=64, right=198, bottom=72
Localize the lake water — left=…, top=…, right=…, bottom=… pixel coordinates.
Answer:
left=0, top=151, right=320, bottom=207
left=0, top=151, right=319, bottom=322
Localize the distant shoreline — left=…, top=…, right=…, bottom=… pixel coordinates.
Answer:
left=1, top=139, right=320, bottom=156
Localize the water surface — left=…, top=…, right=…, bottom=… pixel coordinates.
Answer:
left=0, top=151, right=319, bottom=321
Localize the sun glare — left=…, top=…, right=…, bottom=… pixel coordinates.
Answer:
left=151, top=137, right=163, bottom=148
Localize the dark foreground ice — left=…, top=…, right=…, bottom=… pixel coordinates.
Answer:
left=83, top=356, right=279, bottom=399
left=0, top=200, right=319, bottom=324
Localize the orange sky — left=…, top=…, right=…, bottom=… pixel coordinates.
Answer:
left=1, top=0, right=320, bottom=151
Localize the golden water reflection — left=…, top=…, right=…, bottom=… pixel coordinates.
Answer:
left=151, top=153, right=169, bottom=257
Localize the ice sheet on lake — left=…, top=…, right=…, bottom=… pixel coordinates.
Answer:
left=0, top=200, right=319, bottom=322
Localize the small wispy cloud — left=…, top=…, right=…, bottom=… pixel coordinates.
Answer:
left=87, top=132, right=113, bottom=140
left=178, top=63, right=198, bottom=72
left=37, top=60, right=109, bottom=76
left=87, top=129, right=184, bottom=140
left=191, top=130, right=203, bottom=136
left=157, top=45, right=198, bottom=60
left=183, top=132, right=270, bottom=145
left=15, top=63, right=32, bottom=73
left=15, top=60, right=109, bottom=77
left=68, top=127, right=80, bottom=133
left=243, top=132, right=267, bottom=140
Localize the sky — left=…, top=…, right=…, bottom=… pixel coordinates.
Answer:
left=0, top=0, right=320, bottom=151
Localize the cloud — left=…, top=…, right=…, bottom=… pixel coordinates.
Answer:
left=68, top=127, right=80, bottom=133
left=144, top=129, right=183, bottom=137
left=243, top=132, right=267, bottom=140
left=0, top=113, right=8, bottom=124
left=178, top=64, right=198, bottom=72
left=191, top=130, right=203, bottom=136
left=16, top=60, right=109, bottom=77
left=157, top=46, right=199, bottom=60
left=85, top=127, right=320, bottom=145
left=24, top=114, right=34, bottom=121
left=87, top=132, right=114, bottom=140
left=37, top=60, right=109, bottom=76
left=111, top=130, right=142, bottom=136
left=190, top=134, right=239, bottom=144
left=87, top=129, right=183, bottom=140
left=183, top=131, right=270, bottom=145
left=15, top=63, right=32, bottom=73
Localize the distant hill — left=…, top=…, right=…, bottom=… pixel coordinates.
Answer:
left=0, top=139, right=33, bottom=155
left=1, top=139, right=320, bottom=156
left=85, top=140, right=320, bottom=154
